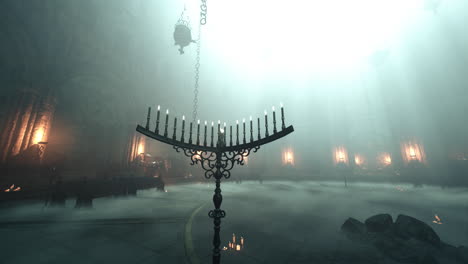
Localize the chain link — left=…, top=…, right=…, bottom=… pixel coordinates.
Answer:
left=193, top=34, right=200, bottom=122
left=193, top=0, right=207, bottom=122
left=200, top=0, right=207, bottom=25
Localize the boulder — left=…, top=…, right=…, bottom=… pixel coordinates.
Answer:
left=341, top=217, right=366, bottom=240
left=365, top=214, right=393, bottom=233
left=394, top=214, right=441, bottom=247
left=458, top=246, right=468, bottom=262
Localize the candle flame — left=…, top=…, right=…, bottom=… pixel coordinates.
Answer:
left=166, top=109, right=169, bottom=114
left=272, top=106, right=275, bottom=111
left=205, top=120, right=207, bottom=125
left=197, top=120, right=200, bottom=124
left=243, top=118, right=245, bottom=123
left=182, top=115, right=185, bottom=120
left=223, top=122, right=226, bottom=127
left=250, top=116, right=252, bottom=121
left=280, top=102, right=283, bottom=107
left=158, top=105, right=160, bottom=110
left=264, top=110, right=267, bottom=115
left=236, top=120, right=239, bottom=124
left=432, top=214, right=443, bottom=224
left=220, top=128, right=225, bottom=133
left=218, top=120, right=220, bottom=124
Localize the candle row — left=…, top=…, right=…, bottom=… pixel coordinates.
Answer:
left=144, top=104, right=287, bottom=146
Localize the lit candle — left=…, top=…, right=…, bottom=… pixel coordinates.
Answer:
left=204, top=121, right=207, bottom=146
left=210, top=121, right=214, bottom=147
left=236, top=244, right=241, bottom=251
left=181, top=115, right=185, bottom=142
left=264, top=110, right=269, bottom=137
left=257, top=117, right=261, bottom=139
left=189, top=122, right=193, bottom=144
left=280, top=102, right=285, bottom=130
left=236, top=120, right=239, bottom=145
left=242, top=118, right=246, bottom=144
left=172, top=117, right=177, bottom=140
left=164, top=109, right=169, bottom=137
left=155, top=105, right=160, bottom=134
left=218, top=127, right=225, bottom=147
left=249, top=116, right=253, bottom=142
left=233, top=233, right=236, bottom=244
left=146, top=107, right=151, bottom=130
left=223, top=122, right=227, bottom=142
left=272, top=106, right=277, bottom=133
left=241, top=237, right=244, bottom=247
left=217, top=120, right=221, bottom=141
left=196, top=120, right=200, bottom=145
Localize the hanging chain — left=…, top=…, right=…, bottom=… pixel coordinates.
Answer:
left=193, top=0, right=207, bottom=122
left=193, top=32, right=201, bottom=122
left=200, top=0, right=207, bottom=25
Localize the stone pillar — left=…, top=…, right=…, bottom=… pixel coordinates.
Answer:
left=0, top=89, right=56, bottom=164
left=0, top=89, right=36, bottom=162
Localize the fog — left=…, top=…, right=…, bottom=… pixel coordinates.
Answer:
left=1, top=1, right=468, bottom=263
left=2, top=1, right=468, bottom=176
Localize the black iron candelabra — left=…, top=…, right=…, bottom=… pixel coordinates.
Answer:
left=136, top=104, right=294, bottom=264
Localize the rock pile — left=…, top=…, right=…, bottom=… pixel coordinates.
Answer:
left=341, top=214, right=468, bottom=264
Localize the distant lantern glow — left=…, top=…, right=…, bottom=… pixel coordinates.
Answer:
left=354, top=154, right=365, bottom=166
left=137, top=141, right=145, bottom=154
left=282, top=148, right=295, bottom=166
left=333, top=146, right=349, bottom=165
left=377, top=152, right=392, bottom=167
left=401, top=140, right=426, bottom=165
left=32, top=128, right=45, bottom=145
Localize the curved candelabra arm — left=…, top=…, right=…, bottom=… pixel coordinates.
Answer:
left=174, top=146, right=218, bottom=179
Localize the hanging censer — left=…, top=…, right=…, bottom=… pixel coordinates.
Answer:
left=173, top=6, right=196, bottom=54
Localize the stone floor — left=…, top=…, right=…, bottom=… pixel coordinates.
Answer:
left=1, top=181, right=468, bottom=264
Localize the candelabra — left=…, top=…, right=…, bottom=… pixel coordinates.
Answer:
left=136, top=104, right=294, bottom=264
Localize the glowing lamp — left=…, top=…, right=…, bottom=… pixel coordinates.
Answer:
left=282, top=148, right=295, bottom=166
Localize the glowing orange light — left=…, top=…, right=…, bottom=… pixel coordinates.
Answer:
left=194, top=151, right=202, bottom=160
left=384, top=156, right=392, bottom=164
left=225, top=233, right=245, bottom=252
left=377, top=152, right=392, bottom=167
left=32, top=129, right=45, bottom=145
left=137, top=142, right=145, bottom=154
left=354, top=154, right=365, bottom=166
left=333, top=146, right=349, bottom=165
left=432, top=214, right=442, bottom=225
left=409, top=147, right=416, bottom=158
left=243, top=153, right=249, bottom=165
left=401, top=140, right=426, bottom=165
left=282, top=149, right=295, bottom=166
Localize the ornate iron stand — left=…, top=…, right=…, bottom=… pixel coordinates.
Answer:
left=136, top=105, right=294, bottom=264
